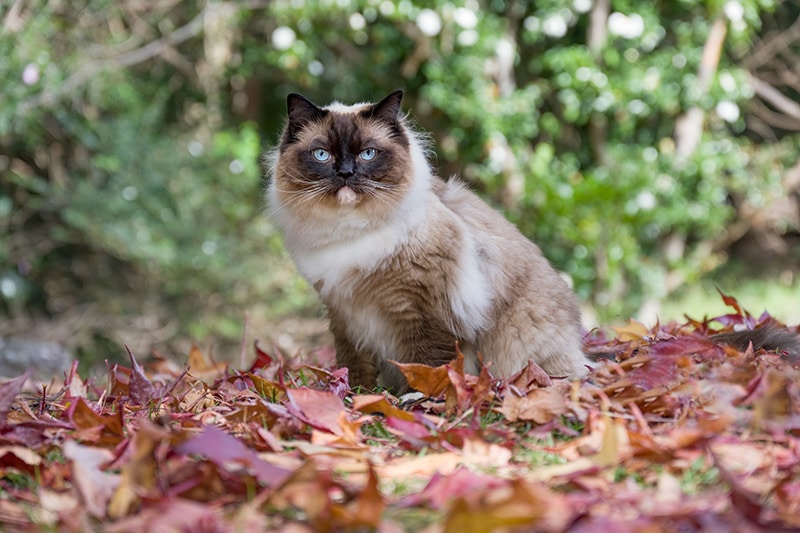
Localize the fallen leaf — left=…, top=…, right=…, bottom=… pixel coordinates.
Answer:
left=392, top=361, right=451, bottom=397
left=374, top=452, right=463, bottom=478
left=591, top=413, right=630, bottom=467
left=104, top=497, right=226, bottom=533
left=286, top=387, right=347, bottom=435
left=176, top=424, right=292, bottom=487
left=330, top=464, right=385, bottom=529
left=498, top=380, right=570, bottom=424
left=398, top=468, right=507, bottom=510
left=187, top=344, right=228, bottom=383
left=351, top=394, right=415, bottom=421
left=443, top=479, right=572, bottom=533
left=612, top=319, right=651, bottom=342
left=0, top=445, right=42, bottom=468
left=65, top=397, right=125, bottom=446
left=63, top=440, right=119, bottom=518
left=0, top=372, right=29, bottom=426
left=393, top=346, right=465, bottom=397
left=461, top=438, right=512, bottom=469
left=108, top=422, right=169, bottom=519
left=250, top=340, right=274, bottom=371
left=125, top=345, right=157, bottom=406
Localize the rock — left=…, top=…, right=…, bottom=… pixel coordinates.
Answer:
left=0, top=337, right=72, bottom=379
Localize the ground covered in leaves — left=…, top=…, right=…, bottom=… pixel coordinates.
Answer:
left=1, top=294, right=799, bottom=532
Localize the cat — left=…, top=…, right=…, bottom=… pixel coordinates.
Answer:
left=266, top=90, right=591, bottom=393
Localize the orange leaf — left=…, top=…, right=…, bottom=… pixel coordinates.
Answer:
left=187, top=344, right=228, bottom=383
left=612, top=319, right=651, bottom=342
left=718, top=288, right=744, bottom=316
left=392, top=345, right=465, bottom=397
left=351, top=394, right=415, bottom=421
left=331, top=464, right=385, bottom=529
left=444, top=479, right=571, bottom=533
left=392, top=361, right=450, bottom=397
left=244, top=372, right=285, bottom=402
left=65, top=397, right=125, bottom=446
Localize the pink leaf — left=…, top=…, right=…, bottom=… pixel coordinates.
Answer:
left=0, top=372, right=29, bottom=426
left=286, top=387, right=346, bottom=435
left=176, top=425, right=291, bottom=487
left=125, top=346, right=156, bottom=405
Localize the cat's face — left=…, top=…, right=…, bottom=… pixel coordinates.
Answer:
left=271, top=91, right=414, bottom=218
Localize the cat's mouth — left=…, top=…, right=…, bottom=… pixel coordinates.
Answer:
left=336, top=185, right=360, bottom=207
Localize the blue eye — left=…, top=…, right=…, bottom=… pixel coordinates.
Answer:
left=312, top=148, right=330, bottom=161
left=359, top=148, right=377, bottom=161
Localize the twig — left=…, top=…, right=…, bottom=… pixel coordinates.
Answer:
left=744, top=16, right=800, bottom=70
left=748, top=98, right=800, bottom=131
left=749, top=75, right=800, bottom=120
left=15, top=7, right=207, bottom=117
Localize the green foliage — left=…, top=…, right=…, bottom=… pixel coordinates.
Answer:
left=1, top=0, right=798, bottom=355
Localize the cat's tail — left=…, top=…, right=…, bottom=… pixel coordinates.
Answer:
left=710, top=323, right=800, bottom=359
left=585, top=323, right=800, bottom=361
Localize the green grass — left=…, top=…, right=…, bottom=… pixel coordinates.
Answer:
left=382, top=507, right=443, bottom=530
left=679, top=457, right=722, bottom=495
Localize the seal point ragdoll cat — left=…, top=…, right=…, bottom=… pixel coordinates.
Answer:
left=267, top=90, right=590, bottom=392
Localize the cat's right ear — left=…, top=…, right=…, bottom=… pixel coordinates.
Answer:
left=285, top=93, right=327, bottom=142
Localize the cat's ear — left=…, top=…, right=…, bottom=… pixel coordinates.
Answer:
left=363, top=90, right=404, bottom=124
left=285, top=93, right=327, bottom=141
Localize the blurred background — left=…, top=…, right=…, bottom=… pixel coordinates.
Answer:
left=2, top=0, right=799, bottom=369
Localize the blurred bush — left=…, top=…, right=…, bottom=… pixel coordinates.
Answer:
left=1, top=0, right=798, bottom=357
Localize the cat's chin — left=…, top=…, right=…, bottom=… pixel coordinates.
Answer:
left=336, top=186, right=360, bottom=207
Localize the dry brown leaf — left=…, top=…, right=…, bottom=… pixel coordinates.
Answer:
left=498, top=379, right=571, bottom=423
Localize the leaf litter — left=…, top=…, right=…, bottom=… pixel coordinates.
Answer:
left=1, top=293, right=799, bottom=532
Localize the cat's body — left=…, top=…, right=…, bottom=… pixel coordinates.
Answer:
left=267, top=90, right=590, bottom=392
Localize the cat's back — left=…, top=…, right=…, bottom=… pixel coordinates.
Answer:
left=435, top=178, right=542, bottom=257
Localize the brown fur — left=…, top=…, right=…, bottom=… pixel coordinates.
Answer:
left=267, top=91, right=589, bottom=393
left=712, top=325, right=800, bottom=359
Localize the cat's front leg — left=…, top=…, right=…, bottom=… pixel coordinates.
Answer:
left=329, top=313, right=379, bottom=390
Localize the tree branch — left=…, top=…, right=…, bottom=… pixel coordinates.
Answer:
left=587, top=0, right=609, bottom=55
left=744, top=16, right=800, bottom=70
left=748, top=98, right=800, bottom=131
left=16, top=7, right=207, bottom=117
left=587, top=0, right=610, bottom=166
left=750, top=75, right=800, bottom=120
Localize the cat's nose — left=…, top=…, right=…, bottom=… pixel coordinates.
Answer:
left=337, top=158, right=355, bottom=178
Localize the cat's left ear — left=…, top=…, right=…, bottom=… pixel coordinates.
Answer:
left=364, top=90, right=404, bottom=124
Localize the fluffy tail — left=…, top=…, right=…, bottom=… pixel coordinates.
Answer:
left=711, top=324, right=800, bottom=359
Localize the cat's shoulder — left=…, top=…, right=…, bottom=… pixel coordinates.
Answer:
left=432, top=176, right=476, bottom=204
left=434, top=177, right=506, bottom=225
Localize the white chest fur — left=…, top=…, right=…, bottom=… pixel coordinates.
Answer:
left=289, top=219, right=407, bottom=295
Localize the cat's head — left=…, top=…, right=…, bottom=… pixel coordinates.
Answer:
left=268, top=90, right=424, bottom=223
